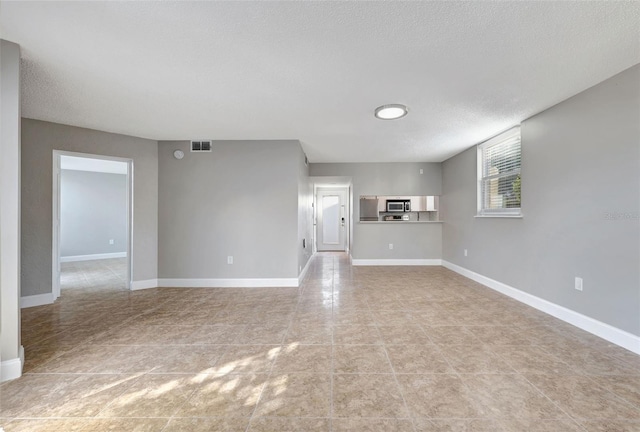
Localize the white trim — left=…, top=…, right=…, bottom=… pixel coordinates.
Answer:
left=52, top=153, right=61, bottom=300
left=352, top=259, right=442, bottom=266
left=60, top=252, right=127, bottom=263
left=53, top=150, right=133, bottom=164
left=60, top=155, right=128, bottom=174
left=20, top=293, right=55, bottom=308
left=127, top=159, right=134, bottom=291
left=157, top=278, right=299, bottom=288
left=1, top=346, right=24, bottom=382
left=131, top=279, right=158, bottom=291
left=442, top=260, right=640, bottom=355
left=298, top=252, right=316, bottom=284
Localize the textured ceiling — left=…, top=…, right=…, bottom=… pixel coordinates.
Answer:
left=2, top=1, right=639, bottom=162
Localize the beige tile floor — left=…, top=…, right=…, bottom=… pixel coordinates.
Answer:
left=60, top=257, right=128, bottom=295
left=2, top=253, right=639, bottom=431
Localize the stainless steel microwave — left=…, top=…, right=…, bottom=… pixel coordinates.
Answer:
left=386, top=200, right=410, bottom=212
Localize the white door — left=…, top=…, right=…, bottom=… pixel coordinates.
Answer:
left=317, top=189, right=347, bottom=251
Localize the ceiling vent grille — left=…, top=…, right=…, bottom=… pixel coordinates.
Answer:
left=191, top=140, right=212, bottom=152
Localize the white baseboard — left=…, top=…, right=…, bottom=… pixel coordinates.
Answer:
left=157, top=278, right=299, bottom=288
left=131, top=279, right=158, bottom=291
left=21, top=293, right=55, bottom=309
left=1, top=345, right=24, bottom=382
left=442, top=260, right=640, bottom=355
left=61, top=252, right=127, bottom=263
left=298, top=252, right=316, bottom=284
left=352, top=259, right=442, bottom=266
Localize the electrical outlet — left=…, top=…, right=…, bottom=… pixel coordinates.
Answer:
left=109, top=239, right=114, bottom=245
left=464, top=249, right=468, bottom=257
left=575, top=277, right=583, bottom=291
left=420, top=168, right=424, bottom=174
left=227, top=256, right=233, bottom=264
left=389, top=243, right=393, bottom=250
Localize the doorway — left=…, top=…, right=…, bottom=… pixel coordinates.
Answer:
left=52, top=151, right=133, bottom=299
left=316, top=188, right=349, bottom=252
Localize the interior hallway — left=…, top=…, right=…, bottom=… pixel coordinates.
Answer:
left=61, top=257, right=128, bottom=296
left=1, top=253, right=639, bottom=431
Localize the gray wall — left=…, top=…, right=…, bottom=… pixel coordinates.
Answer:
left=21, top=119, right=158, bottom=296
left=442, top=64, right=640, bottom=336
left=297, top=150, right=313, bottom=274
left=1, top=40, right=22, bottom=369
left=158, top=140, right=302, bottom=279
left=309, top=163, right=442, bottom=260
left=60, top=170, right=128, bottom=257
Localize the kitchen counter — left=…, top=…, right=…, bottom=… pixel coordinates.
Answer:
left=359, top=220, right=442, bottom=224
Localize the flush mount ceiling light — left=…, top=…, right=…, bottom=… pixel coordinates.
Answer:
left=374, top=104, right=409, bottom=120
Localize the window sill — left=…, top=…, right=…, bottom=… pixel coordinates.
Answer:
left=475, top=214, right=523, bottom=219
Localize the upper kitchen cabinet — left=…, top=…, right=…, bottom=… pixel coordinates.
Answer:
left=410, top=196, right=425, bottom=212
left=408, top=196, right=438, bottom=212
left=426, top=196, right=438, bottom=211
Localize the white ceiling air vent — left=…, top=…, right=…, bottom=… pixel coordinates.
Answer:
left=191, top=140, right=212, bottom=152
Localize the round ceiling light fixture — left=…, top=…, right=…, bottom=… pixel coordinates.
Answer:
left=374, top=104, right=409, bottom=120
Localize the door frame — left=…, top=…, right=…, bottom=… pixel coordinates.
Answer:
left=52, top=150, right=134, bottom=299
left=315, top=187, right=350, bottom=252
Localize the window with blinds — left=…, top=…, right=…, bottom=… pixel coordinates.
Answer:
left=477, top=127, right=521, bottom=216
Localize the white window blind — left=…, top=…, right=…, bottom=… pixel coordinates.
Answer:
left=477, top=127, right=521, bottom=215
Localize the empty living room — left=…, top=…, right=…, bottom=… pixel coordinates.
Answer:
left=0, top=1, right=639, bottom=431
